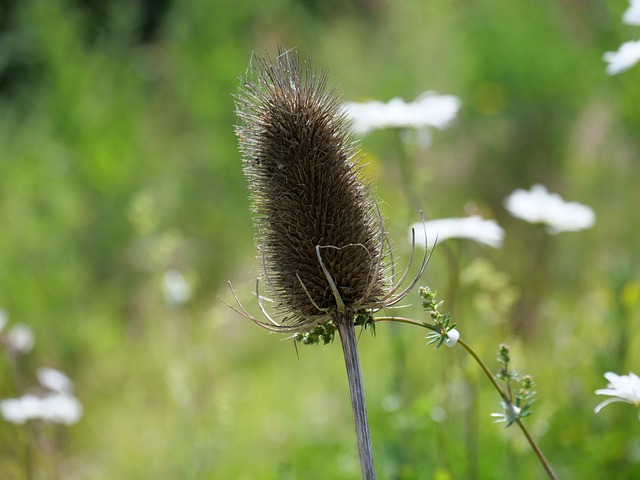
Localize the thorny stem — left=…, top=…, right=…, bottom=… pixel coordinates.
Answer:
left=374, top=316, right=558, bottom=480
left=336, top=313, right=376, bottom=480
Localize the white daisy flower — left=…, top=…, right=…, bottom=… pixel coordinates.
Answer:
left=410, top=215, right=505, bottom=249
left=594, top=371, right=640, bottom=415
left=38, top=393, right=83, bottom=425
left=0, top=393, right=83, bottom=425
left=603, top=40, right=640, bottom=75
left=344, top=91, right=461, bottom=136
left=0, top=394, right=40, bottom=424
left=623, top=0, right=640, bottom=26
left=37, top=367, right=74, bottom=394
left=504, top=184, right=595, bottom=234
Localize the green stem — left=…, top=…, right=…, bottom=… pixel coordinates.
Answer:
left=457, top=338, right=557, bottom=480
left=514, top=418, right=557, bottom=480
left=393, top=130, right=420, bottom=213
left=24, top=423, right=33, bottom=480
left=456, top=338, right=509, bottom=404
left=374, top=317, right=558, bottom=480
left=375, top=316, right=437, bottom=331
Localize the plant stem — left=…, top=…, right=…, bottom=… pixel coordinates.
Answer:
left=456, top=338, right=557, bottom=480
left=394, top=130, right=420, bottom=213
left=375, top=316, right=438, bottom=331
left=513, top=418, right=557, bottom=480
left=456, top=338, right=509, bottom=403
left=336, top=313, right=376, bottom=480
left=24, top=423, right=34, bottom=480
left=374, top=317, right=558, bottom=480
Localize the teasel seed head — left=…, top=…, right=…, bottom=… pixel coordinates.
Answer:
left=232, top=49, right=426, bottom=335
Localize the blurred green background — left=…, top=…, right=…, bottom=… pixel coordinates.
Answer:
left=1, top=0, right=639, bottom=478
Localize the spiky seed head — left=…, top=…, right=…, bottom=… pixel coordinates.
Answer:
left=235, top=49, right=387, bottom=330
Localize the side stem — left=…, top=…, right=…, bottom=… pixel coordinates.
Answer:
left=335, top=313, right=376, bottom=480
left=456, top=339, right=557, bottom=480
left=375, top=317, right=557, bottom=480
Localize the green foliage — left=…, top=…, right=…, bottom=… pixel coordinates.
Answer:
left=494, top=344, right=537, bottom=425
left=292, top=312, right=376, bottom=345
left=420, top=287, right=456, bottom=349
left=294, top=321, right=337, bottom=346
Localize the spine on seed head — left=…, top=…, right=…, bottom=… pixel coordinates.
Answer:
left=235, top=49, right=387, bottom=329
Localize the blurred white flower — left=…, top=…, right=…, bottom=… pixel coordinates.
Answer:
left=39, top=393, right=83, bottom=425
left=0, top=393, right=82, bottom=425
left=343, top=91, right=461, bottom=136
left=0, top=394, right=39, bottom=424
left=504, top=184, right=595, bottom=234
left=623, top=0, right=640, bottom=26
left=38, top=367, right=74, bottom=394
left=444, top=328, right=460, bottom=348
left=594, top=371, right=640, bottom=415
left=410, top=215, right=505, bottom=249
left=7, top=323, right=34, bottom=354
left=0, top=309, right=7, bottom=332
left=162, top=269, right=192, bottom=306
left=603, top=40, right=640, bottom=75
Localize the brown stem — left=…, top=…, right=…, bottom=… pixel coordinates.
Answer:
left=335, top=313, right=376, bottom=480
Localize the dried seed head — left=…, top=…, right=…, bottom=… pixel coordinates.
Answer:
left=235, top=49, right=388, bottom=330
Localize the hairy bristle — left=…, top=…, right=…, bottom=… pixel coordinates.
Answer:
left=235, top=49, right=387, bottom=326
